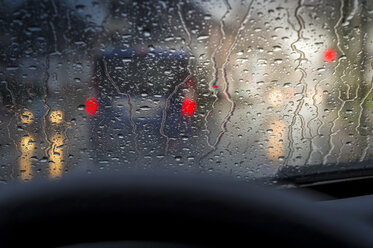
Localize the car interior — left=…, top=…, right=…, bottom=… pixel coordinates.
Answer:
left=1, top=0, right=373, bottom=247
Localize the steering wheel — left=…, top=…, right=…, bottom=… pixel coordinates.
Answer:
left=0, top=171, right=372, bottom=247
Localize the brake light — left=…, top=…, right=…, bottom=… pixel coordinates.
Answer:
left=323, top=49, right=336, bottom=62
left=85, top=97, right=98, bottom=116
left=181, top=98, right=196, bottom=118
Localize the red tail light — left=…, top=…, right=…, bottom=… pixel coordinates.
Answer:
left=85, top=97, right=98, bottom=116
left=323, top=49, right=336, bottom=62
left=181, top=98, right=196, bottom=118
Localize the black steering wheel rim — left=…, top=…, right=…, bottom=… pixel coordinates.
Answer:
left=0, top=172, right=372, bottom=247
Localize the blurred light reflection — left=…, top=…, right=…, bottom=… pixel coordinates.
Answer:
left=20, top=111, right=34, bottom=124
left=49, top=110, right=63, bottom=124
left=267, top=120, right=286, bottom=163
left=19, top=134, right=35, bottom=180
left=49, top=133, right=64, bottom=179
left=268, top=90, right=284, bottom=107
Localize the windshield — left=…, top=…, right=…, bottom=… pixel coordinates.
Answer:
left=0, top=0, right=372, bottom=183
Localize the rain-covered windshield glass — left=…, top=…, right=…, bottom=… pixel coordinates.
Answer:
left=0, top=0, right=373, bottom=182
